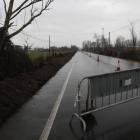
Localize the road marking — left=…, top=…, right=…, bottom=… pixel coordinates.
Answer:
left=39, top=62, right=75, bottom=140
left=108, top=65, right=115, bottom=69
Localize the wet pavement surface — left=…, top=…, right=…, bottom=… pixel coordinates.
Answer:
left=1, top=52, right=140, bottom=140
left=87, top=52, right=140, bottom=70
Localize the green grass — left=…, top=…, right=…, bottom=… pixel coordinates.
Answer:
left=28, top=51, right=67, bottom=60
left=28, top=52, right=49, bottom=60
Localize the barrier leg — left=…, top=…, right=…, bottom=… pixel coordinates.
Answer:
left=69, top=113, right=86, bottom=139
left=69, top=113, right=78, bottom=125
left=69, top=95, right=86, bottom=138
left=79, top=117, right=86, bottom=138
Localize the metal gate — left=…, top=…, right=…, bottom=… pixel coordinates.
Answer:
left=69, top=67, right=140, bottom=138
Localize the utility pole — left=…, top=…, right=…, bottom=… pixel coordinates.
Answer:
left=102, top=28, right=104, bottom=53
left=109, top=32, right=110, bottom=47
left=49, top=35, right=50, bottom=57
left=93, top=36, right=95, bottom=53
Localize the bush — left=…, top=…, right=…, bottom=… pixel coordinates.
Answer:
left=0, top=38, right=32, bottom=80
left=47, top=56, right=53, bottom=61
left=119, top=50, right=134, bottom=60
left=54, top=52, right=57, bottom=58
left=57, top=52, right=64, bottom=57
left=134, top=51, right=140, bottom=61
left=33, top=56, right=44, bottom=69
left=113, top=51, right=118, bottom=57
left=63, top=52, right=70, bottom=56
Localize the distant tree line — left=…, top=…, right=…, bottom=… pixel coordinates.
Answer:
left=82, top=22, right=140, bottom=61
left=32, top=45, right=78, bottom=52
left=0, top=37, right=77, bottom=80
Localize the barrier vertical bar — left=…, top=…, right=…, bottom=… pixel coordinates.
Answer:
left=87, top=79, right=89, bottom=111
left=113, top=73, right=115, bottom=103
left=102, top=75, right=103, bottom=107
left=95, top=77, right=96, bottom=108
left=115, top=73, right=117, bottom=103
left=131, top=70, right=134, bottom=98
left=126, top=71, right=128, bottom=100
left=121, top=72, right=122, bottom=101
left=138, top=70, right=140, bottom=95
left=137, top=69, right=139, bottom=96
left=108, top=74, right=110, bottom=105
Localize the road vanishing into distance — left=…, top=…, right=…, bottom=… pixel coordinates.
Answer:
left=1, top=51, right=140, bottom=140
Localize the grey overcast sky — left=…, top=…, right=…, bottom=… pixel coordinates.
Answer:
left=0, top=0, right=140, bottom=48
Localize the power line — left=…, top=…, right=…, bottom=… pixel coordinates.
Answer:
left=11, top=27, right=49, bottom=42
left=50, top=41, right=58, bottom=46
left=110, top=19, right=140, bottom=33
left=0, top=20, right=49, bottom=43
left=0, top=20, right=57, bottom=46
left=0, top=20, right=60, bottom=46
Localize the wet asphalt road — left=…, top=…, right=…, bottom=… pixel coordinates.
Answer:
left=0, top=52, right=140, bottom=140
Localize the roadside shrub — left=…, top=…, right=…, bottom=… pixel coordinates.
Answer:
left=134, top=51, right=140, bottom=61
left=64, top=52, right=71, bottom=56
left=52, top=50, right=55, bottom=57
left=14, top=47, right=32, bottom=73
left=47, top=56, right=53, bottom=61
left=54, top=52, right=57, bottom=58
left=57, top=52, right=64, bottom=57
left=105, top=49, right=113, bottom=56
left=0, top=39, right=32, bottom=80
left=119, top=50, right=134, bottom=60
left=33, top=56, right=44, bottom=69
left=112, top=51, right=118, bottom=57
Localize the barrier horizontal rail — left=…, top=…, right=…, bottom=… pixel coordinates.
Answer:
left=69, top=67, right=140, bottom=138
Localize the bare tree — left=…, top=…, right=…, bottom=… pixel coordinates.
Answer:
left=137, top=39, right=140, bottom=49
left=82, top=40, right=91, bottom=52
left=129, top=20, right=137, bottom=60
left=0, top=0, right=53, bottom=51
left=115, top=36, right=125, bottom=51
left=23, top=36, right=33, bottom=52
left=125, top=39, right=132, bottom=48
left=94, top=33, right=102, bottom=48
left=0, top=0, right=53, bottom=79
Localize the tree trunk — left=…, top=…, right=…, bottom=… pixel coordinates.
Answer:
left=0, top=27, right=7, bottom=80
left=0, top=47, right=5, bottom=80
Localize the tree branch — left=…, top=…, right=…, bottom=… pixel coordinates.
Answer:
left=12, top=0, right=29, bottom=15
left=11, top=0, right=42, bottom=20
left=3, top=0, right=7, bottom=14
left=8, top=0, right=53, bottom=39
left=129, top=20, right=137, bottom=51
left=3, top=0, right=14, bottom=32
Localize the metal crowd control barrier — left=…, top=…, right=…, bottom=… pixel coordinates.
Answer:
left=69, top=67, right=140, bottom=138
